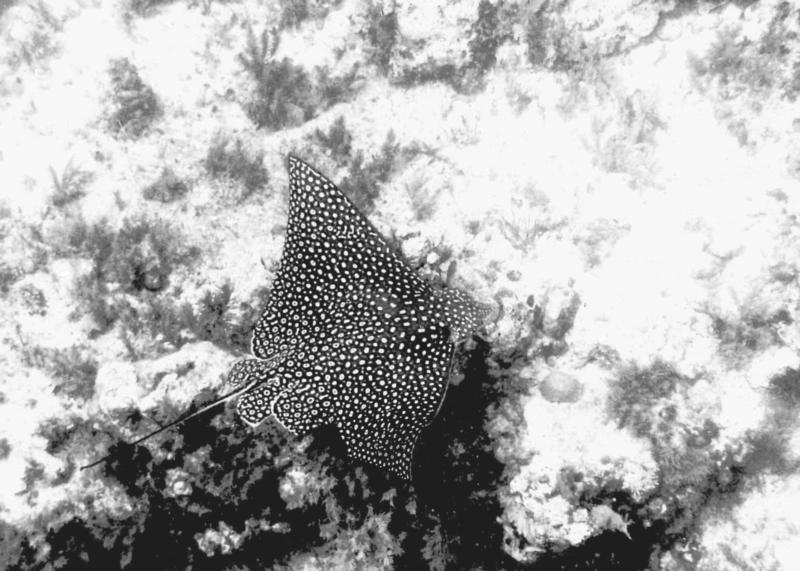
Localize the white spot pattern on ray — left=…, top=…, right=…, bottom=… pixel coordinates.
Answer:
left=229, top=156, right=488, bottom=479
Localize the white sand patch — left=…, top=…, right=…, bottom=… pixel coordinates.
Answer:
left=692, top=474, right=800, bottom=571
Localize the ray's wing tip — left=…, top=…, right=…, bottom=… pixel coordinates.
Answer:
left=476, top=298, right=497, bottom=323
left=286, top=154, right=303, bottom=172
left=443, top=287, right=496, bottom=325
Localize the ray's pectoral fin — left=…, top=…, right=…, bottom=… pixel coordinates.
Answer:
left=338, top=418, right=419, bottom=480
left=237, top=381, right=286, bottom=427
left=227, top=358, right=288, bottom=427
left=433, top=287, right=493, bottom=342
left=331, top=325, right=455, bottom=480
left=271, top=383, right=335, bottom=434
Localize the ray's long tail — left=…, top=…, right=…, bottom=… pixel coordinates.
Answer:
left=80, top=377, right=260, bottom=471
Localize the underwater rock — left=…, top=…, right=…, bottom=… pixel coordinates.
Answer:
left=492, top=363, right=659, bottom=563
left=539, top=370, right=584, bottom=403
left=94, top=361, right=144, bottom=412
left=540, top=287, right=581, bottom=340
left=137, top=341, right=234, bottom=409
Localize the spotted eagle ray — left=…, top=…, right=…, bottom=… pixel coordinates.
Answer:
left=83, top=156, right=489, bottom=479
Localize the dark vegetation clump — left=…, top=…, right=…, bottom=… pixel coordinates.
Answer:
left=753, top=367, right=800, bottom=476
left=307, top=122, right=410, bottom=215
left=0, top=263, right=19, bottom=296
left=113, top=281, right=268, bottom=355
left=394, top=0, right=511, bottom=92
left=365, top=1, right=513, bottom=93
left=180, top=281, right=267, bottom=352
left=703, top=304, right=792, bottom=366
left=314, top=116, right=353, bottom=163
left=79, top=217, right=187, bottom=294
left=405, top=176, right=439, bottom=222
left=113, top=293, right=189, bottom=352
left=36, top=417, right=84, bottom=455
left=2, top=340, right=506, bottom=570
left=340, top=130, right=400, bottom=213
left=48, top=161, right=93, bottom=209
left=525, top=4, right=556, bottom=69
left=19, top=460, right=46, bottom=501
left=469, top=0, right=502, bottom=73
left=362, top=3, right=398, bottom=73
left=107, top=58, right=162, bottom=138
left=238, top=27, right=311, bottom=129
left=186, top=283, right=233, bottom=345
left=50, top=215, right=198, bottom=336
left=768, top=367, right=800, bottom=409
left=607, top=360, right=732, bottom=492
left=36, top=206, right=264, bottom=353
left=0, top=0, right=17, bottom=17
left=70, top=272, right=115, bottom=334
left=205, top=134, right=269, bottom=198
left=142, top=167, right=189, bottom=203
left=17, top=345, right=98, bottom=400
left=0, top=207, right=16, bottom=295
left=125, top=0, right=178, bottom=17
left=522, top=1, right=614, bottom=77
left=18, top=283, right=47, bottom=315
left=525, top=6, right=579, bottom=72
left=608, top=360, right=685, bottom=437
left=449, top=0, right=514, bottom=92
left=494, top=288, right=578, bottom=363
left=592, top=359, right=767, bottom=567
left=0, top=438, right=10, bottom=460
left=279, top=0, right=309, bottom=28
left=238, top=26, right=354, bottom=130
left=5, top=0, right=64, bottom=69
left=278, top=0, right=344, bottom=29
left=692, top=3, right=800, bottom=101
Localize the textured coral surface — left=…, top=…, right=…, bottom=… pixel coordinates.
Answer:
left=1, top=0, right=799, bottom=569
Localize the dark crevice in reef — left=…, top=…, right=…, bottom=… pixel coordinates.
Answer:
left=397, top=337, right=520, bottom=570
left=526, top=439, right=757, bottom=570
left=7, top=338, right=517, bottom=570
left=9, top=341, right=765, bottom=570
left=11, top=413, right=333, bottom=570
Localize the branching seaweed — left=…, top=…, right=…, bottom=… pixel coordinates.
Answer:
left=16, top=344, right=98, bottom=400
left=50, top=215, right=199, bottom=337
left=341, top=130, right=400, bottom=213
left=238, top=26, right=313, bottom=130
left=238, top=23, right=356, bottom=130
left=142, top=168, right=189, bottom=203
left=315, top=116, right=353, bottom=164
left=692, top=3, right=800, bottom=101
left=279, top=0, right=344, bottom=29
left=362, top=3, right=398, bottom=73
left=205, top=134, right=269, bottom=199
left=48, top=161, right=93, bottom=209
left=107, top=58, right=162, bottom=138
